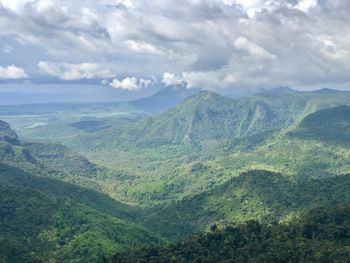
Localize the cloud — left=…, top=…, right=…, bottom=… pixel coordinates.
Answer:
left=295, top=0, right=318, bottom=13
left=162, top=72, right=185, bottom=86
left=234, top=37, right=276, bottom=60
left=1, top=0, right=350, bottom=91
left=125, top=40, right=163, bottom=54
left=38, top=61, right=115, bottom=80
left=109, top=76, right=153, bottom=91
left=0, top=65, right=28, bottom=79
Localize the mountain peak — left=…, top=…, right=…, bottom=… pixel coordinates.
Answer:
left=310, top=88, right=344, bottom=94
left=257, top=86, right=299, bottom=96
left=130, top=86, right=200, bottom=112
left=181, top=90, right=231, bottom=104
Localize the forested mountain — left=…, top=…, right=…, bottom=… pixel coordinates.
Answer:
left=0, top=164, right=160, bottom=263
left=0, top=121, right=161, bottom=262
left=2, top=92, right=350, bottom=262
left=111, top=204, right=350, bottom=263
left=141, top=170, right=350, bottom=240
left=69, top=90, right=350, bottom=152
left=129, top=86, right=200, bottom=112
left=53, top=94, right=350, bottom=209
left=2, top=0, right=350, bottom=261
left=214, top=105, right=350, bottom=179
left=289, top=105, right=350, bottom=146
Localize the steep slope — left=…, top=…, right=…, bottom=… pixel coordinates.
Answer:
left=70, top=90, right=350, bottom=152
left=0, top=120, right=164, bottom=261
left=0, top=120, right=136, bottom=203
left=289, top=105, right=350, bottom=146
left=216, top=105, right=350, bottom=178
left=60, top=94, right=350, bottom=207
left=0, top=164, right=160, bottom=263
left=112, top=204, right=350, bottom=263
left=0, top=164, right=134, bottom=219
left=129, top=89, right=350, bottom=146
left=23, top=142, right=98, bottom=177
left=0, top=120, right=20, bottom=145
left=0, top=120, right=38, bottom=169
left=141, top=170, right=350, bottom=240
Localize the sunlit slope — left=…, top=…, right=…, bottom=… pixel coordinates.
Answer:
left=141, top=170, right=350, bottom=240
left=69, top=90, right=350, bottom=152
left=112, top=203, right=350, bottom=263
left=0, top=164, right=160, bottom=263
left=218, top=105, right=350, bottom=177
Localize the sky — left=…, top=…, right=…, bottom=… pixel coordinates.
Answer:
left=1, top=0, right=350, bottom=99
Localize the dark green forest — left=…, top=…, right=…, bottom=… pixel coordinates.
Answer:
left=111, top=204, right=350, bottom=263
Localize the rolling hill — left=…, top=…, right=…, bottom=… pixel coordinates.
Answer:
left=69, top=89, right=350, bottom=153
left=141, top=170, right=350, bottom=240
left=56, top=98, right=350, bottom=208
left=0, top=120, right=167, bottom=262
left=0, top=119, right=138, bottom=203
left=214, top=105, right=350, bottom=178
left=111, top=203, right=350, bottom=263
left=2, top=94, right=350, bottom=261
left=289, top=105, right=350, bottom=146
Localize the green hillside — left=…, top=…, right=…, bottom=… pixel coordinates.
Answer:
left=0, top=120, right=136, bottom=204
left=0, top=87, right=198, bottom=144
left=70, top=90, right=350, bottom=152
left=23, top=142, right=98, bottom=177
left=2, top=94, right=350, bottom=262
left=0, top=120, right=20, bottom=145
left=111, top=204, right=350, bottom=263
left=289, top=105, right=350, bottom=146
left=0, top=164, right=161, bottom=263
left=215, top=105, right=350, bottom=178
left=0, top=120, right=164, bottom=262
left=55, top=102, right=350, bottom=207
left=142, top=170, right=350, bottom=239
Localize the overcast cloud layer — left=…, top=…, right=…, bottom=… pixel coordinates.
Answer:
left=1, top=0, right=350, bottom=91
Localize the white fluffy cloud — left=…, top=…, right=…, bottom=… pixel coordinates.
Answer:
left=295, top=0, right=318, bottom=13
left=109, top=77, right=153, bottom=91
left=2, top=0, right=350, bottom=91
left=162, top=72, right=185, bottom=87
left=234, top=37, right=276, bottom=60
left=0, top=65, right=28, bottom=79
left=38, top=61, right=115, bottom=80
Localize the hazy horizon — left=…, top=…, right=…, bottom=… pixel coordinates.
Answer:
left=2, top=0, right=350, bottom=103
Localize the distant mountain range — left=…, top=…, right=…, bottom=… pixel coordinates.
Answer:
left=128, top=86, right=200, bottom=112
left=70, top=88, right=350, bottom=151
left=2, top=88, right=350, bottom=261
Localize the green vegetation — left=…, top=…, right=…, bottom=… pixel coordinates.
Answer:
left=0, top=121, right=136, bottom=204
left=111, top=204, right=350, bottom=263
left=289, top=105, right=350, bottom=146
left=0, top=120, right=20, bottom=145
left=53, top=91, right=350, bottom=206
left=216, top=106, right=350, bottom=178
left=0, top=164, right=161, bottom=263
left=2, top=90, right=350, bottom=262
left=69, top=90, right=350, bottom=151
left=141, top=170, right=350, bottom=240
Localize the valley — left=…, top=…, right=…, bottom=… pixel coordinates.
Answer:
left=3, top=1, right=350, bottom=261
left=1, top=87, right=350, bottom=262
